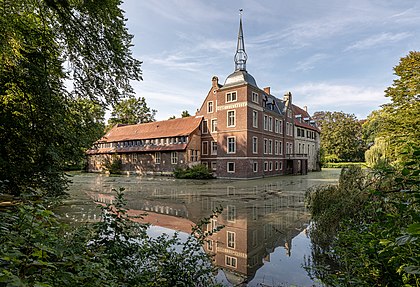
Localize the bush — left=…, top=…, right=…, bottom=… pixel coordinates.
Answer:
left=305, top=149, right=420, bottom=286
left=0, top=189, right=222, bottom=286
left=104, top=155, right=122, bottom=174
left=321, top=162, right=366, bottom=168
left=174, top=164, right=214, bottom=179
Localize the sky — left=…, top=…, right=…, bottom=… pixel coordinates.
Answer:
left=120, top=0, right=420, bottom=121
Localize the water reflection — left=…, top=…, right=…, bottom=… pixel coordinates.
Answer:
left=62, top=170, right=340, bottom=286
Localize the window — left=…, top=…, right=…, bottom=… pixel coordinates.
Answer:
left=226, top=91, right=237, bottom=103
left=202, top=120, right=208, bottom=134
left=227, top=162, right=235, bottom=173
left=268, top=116, right=273, bottom=131
left=264, top=161, right=268, bottom=171
left=279, top=141, right=283, bottom=155
left=252, top=137, right=258, bottom=154
left=211, top=161, right=217, bottom=171
left=275, top=119, right=279, bottom=133
left=279, top=120, right=283, bottom=134
left=252, top=92, right=258, bottom=103
left=269, top=161, right=273, bottom=171
left=269, top=139, right=273, bottom=154
left=287, top=109, right=292, bottom=118
left=207, top=101, right=213, bottom=113
left=171, top=152, right=178, bottom=164
left=155, top=152, right=161, bottom=164
left=275, top=140, right=278, bottom=155
left=227, top=231, right=235, bottom=249
left=263, top=115, right=268, bottom=130
left=207, top=240, right=213, bottom=251
left=227, top=137, right=236, bottom=153
left=227, top=110, right=235, bottom=127
left=211, top=141, right=217, bottom=155
left=211, top=119, right=217, bottom=132
left=225, top=256, right=237, bottom=268
left=252, top=110, right=258, bottom=128
left=279, top=161, right=283, bottom=170
left=263, top=138, right=268, bottom=154
left=253, top=162, right=258, bottom=172
left=202, top=141, right=208, bottom=155
left=275, top=161, right=278, bottom=170
left=227, top=205, right=236, bottom=222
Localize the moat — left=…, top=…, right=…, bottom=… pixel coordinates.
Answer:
left=60, top=169, right=340, bottom=286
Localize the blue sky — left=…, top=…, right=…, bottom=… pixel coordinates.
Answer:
left=120, top=0, right=420, bottom=120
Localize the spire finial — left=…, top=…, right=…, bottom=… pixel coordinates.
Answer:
left=234, top=9, right=247, bottom=71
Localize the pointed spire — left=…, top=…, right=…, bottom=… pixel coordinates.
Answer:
left=234, top=9, right=248, bottom=71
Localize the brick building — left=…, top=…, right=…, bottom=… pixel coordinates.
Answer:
left=86, top=15, right=320, bottom=178
left=86, top=116, right=202, bottom=174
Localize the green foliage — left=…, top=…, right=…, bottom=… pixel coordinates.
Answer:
left=108, top=97, right=156, bottom=126
left=181, top=110, right=191, bottom=118
left=0, top=0, right=141, bottom=196
left=103, top=155, right=122, bottom=174
left=321, top=162, right=366, bottom=168
left=305, top=148, right=420, bottom=286
left=174, top=164, right=214, bottom=179
left=0, top=189, right=222, bottom=286
left=364, top=51, right=420, bottom=165
left=314, top=111, right=365, bottom=163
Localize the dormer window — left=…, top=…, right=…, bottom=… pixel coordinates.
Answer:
left=226, top=92, right=237, bottom=103
left=252, top=92, right=258, bottom=103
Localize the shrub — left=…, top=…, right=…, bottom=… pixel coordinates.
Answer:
left=174, top=164, right=214, bottom=179
left=104, top=155, right=122, bottom=174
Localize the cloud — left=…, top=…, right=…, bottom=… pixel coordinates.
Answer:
left=290, top=82, right=388, bottom=117
left=293, top=54, right=329, bottom=72
left=344, top=32, right=411, bottom=51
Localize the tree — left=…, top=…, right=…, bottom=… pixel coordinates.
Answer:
left=314, top=111, right=365, bottom=163
left=181, top=110, right=191, bottom=117
left=366, top=51, right=420, bottom=165
left=108, top=97, right=156, bottom=126
left=0, top=0, right=141, bottom=196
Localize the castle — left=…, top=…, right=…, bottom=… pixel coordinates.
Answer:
left=87, top=15, right=320, bottom=178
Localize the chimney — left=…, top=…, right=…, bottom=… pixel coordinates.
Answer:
left=263, top=86, right=271, bottom=95
left=212, top=76, right=219, bottom=88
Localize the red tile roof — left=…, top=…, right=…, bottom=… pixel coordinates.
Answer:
left=99, top=116, right=203, bottom=143
left=292, top=105, right=320, bottom=132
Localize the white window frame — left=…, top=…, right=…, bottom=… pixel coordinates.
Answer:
left=171, top=152, right=178, bottom=164
left=207, top=101, right=213, bottom=113
left=227, top=110, right=235, bottom=127
left=227, top=136, right=236, bottom=154
left=252, top=110, right=258, bottom=128
left=252, top=136, right=258, bottom=154
left=155, top=152, right=161, bottom=164
left=227, top=231, right=236, bottom=249
left=269, top=139, right=273, bottom=154
left=269, top=161, right=273, bottom=171
left=211, top=161, right=217, bottom=171
left=274, top=140, right=279, bottom=155
left=263, top=115, right=268, bottom=130
left=263, top=138, right=268, bottom=154
left=264, top=161, right=268, bottom=171
left=252, top=91, right=258, bottom=103
left=279, top=141, right=283, bottom=155
left=227, top=162, right=235, bottom=173
left=227, top=205, right=236, bottom=222
left=226, top=91, right=237, bottom=103
left=268, top=116, right=273, bottom=132
left=225, top=255, right=237, bottom=268
left=211, top=141, right=217, bottom=155
left=211, top=118, right=217, bottom=133
left=253, top=162, right=258, bottom=172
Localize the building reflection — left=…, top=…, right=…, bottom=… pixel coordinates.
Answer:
left=86, top=183, right=310, bottom=285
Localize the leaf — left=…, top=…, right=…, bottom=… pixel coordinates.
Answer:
left=406, top=223, right=420, bottom=235
left=403, top=265, right=420, bottom=275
